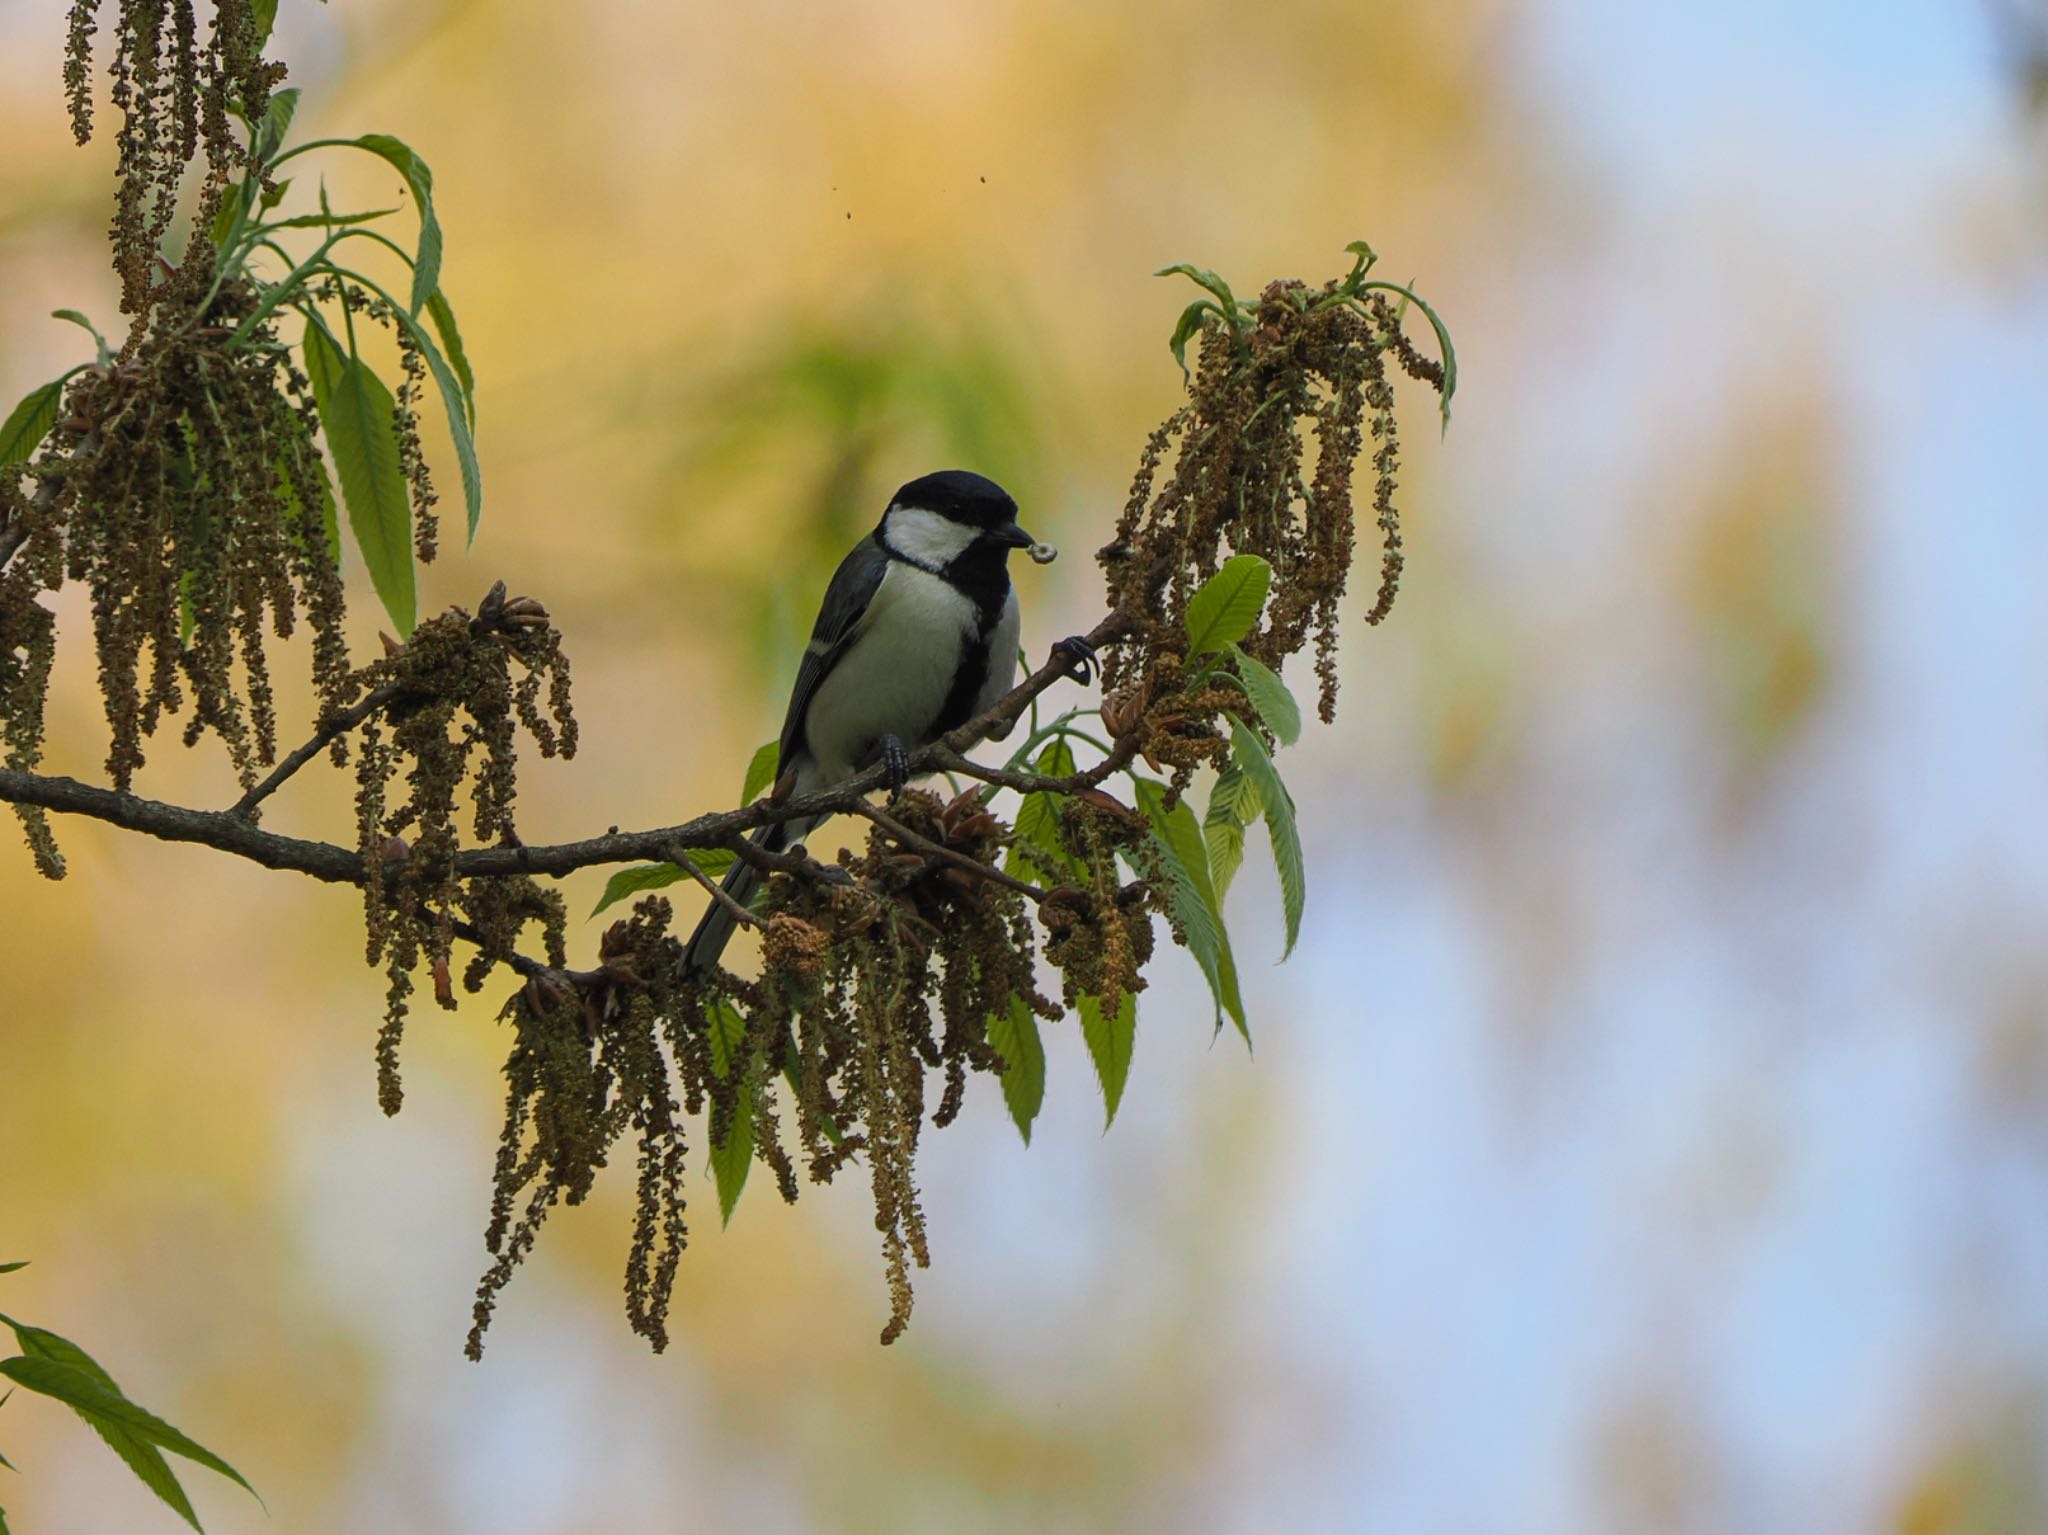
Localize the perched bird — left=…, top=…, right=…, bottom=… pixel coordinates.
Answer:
left=682, top=470, right=1070, bottom=978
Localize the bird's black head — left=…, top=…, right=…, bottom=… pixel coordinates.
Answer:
left=880, top=470, right=1036, bottom=569
left=891, top=470, right=1026, bottom=534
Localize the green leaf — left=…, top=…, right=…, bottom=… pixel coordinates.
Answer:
left=1358, top=278, right=1458, bottom=432
left=1155, top=262, right=1243, bottom=322
left=351, top=134, right=442, bottom=314
left=251, top=0, right=279, bottom=48
left=276, top=443, right=341, bottom=564
left=256, top=87, right=298, bottom=162
left=258, top=207, right=401, bottom=230
left=0, top=1316, right=260, bottom=1525
left=1203, top=764, right=1261, bottom=903
left=303, top=317, right=414, bottom=633
left=1132, top=779, right=1248, bottom=1044
left=0, top=1356, right=258, bottom=1532
left=1227, top=713, right=1305, bottom=958
left=1077, top=990, right=1137, bottom=1127
left=705, top=1001, right=755, bottom=1226
left=589, top=852, right=735, bottom=918
left=210, top=187, right=244, bottom=248
left=740, top=740, right=780, bottom=803
left=407, top=306, right=482, bottom=544
left=1007, top=738, right=1083, bottom=886
left=51, top=309, right=112, bottom=367
left=985, top=994, right=1045, bottom=1144
left=0, top=1263, right=25, bottom=1276
left=312, top=265, right=482, bottom=545
left=1036, top=738, right=1077, bottom=779
left=1167, top=299, right=1217, bottom=384
left=0, top=380, right=64, bottom=469
left=1184, top=554, right=1272, bottom=657
left=424, top=289, right=476, bottom=426
left=1229, top=646, right=1301, bottom=746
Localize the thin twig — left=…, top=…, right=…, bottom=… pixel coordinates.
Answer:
left=926, top=732, right=1143, bottom=797
left=662, top=842, right=760, bottom=931
left=847, top=800, right=1048, bottom=905
left=226, top=679, right=403, bottom=819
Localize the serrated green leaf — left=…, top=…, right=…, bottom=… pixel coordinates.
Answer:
left=1204, top=764, right=1261, bottom=902
left=210, top=187, right=245, bottom=248
left=1132, top=779, right=1248, bottom=1044
left=51, top=309, right=112, bottom=367
left=0, top=1317, right=259, bottom=1523
left=424, top=289, right=476, bottom=426
left=1036, top=738, right=1077, bottom=779
left=1229, top=646, right=1301, bottom=745
left=0, top=380, right=64, bottom=469
left=409, top=309, right=482, bottom=543
left=1184, top=554, right=1272, bottom=657
left=705, top=1001, right=755, bottom=1225
left=257, top=87, right=298, bottom=162
left=589, top=852, right=735, bottom=918
left=0, top=1355, right=257, bottom=1529
left=303, top=318, right=414, bottom=633
left=259, top=207, right=401, bottom=230
left=741, top=740, right=780, bottom=803
left=1008, top=738, right=1083, bottom=886
left=1167, top=299, right=1217, bottom=384
left=1227, top=713, right=1305, bottom=958
left=315, top=266, right=482, bottom=544
left=1077, top=990, right=1137, bottom=1127
left=985, top=994, right=1046, bottom=1144
left=1155, top=262, right=1242, bottom=321
left=349, top=134, right=442, bottom=314
left=1358, top=278, right=1458, bottom=432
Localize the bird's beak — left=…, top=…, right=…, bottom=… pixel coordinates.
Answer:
left=991, top=521, right=1035, bottom=549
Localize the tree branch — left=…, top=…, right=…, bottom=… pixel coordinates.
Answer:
left=0, top=612, right=1136, bottom=890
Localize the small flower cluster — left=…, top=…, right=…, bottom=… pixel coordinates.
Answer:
left=351, top=585, right=578, bottom=1116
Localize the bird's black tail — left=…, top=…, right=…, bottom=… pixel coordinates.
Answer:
left=680, top=818, right=794, bottom=979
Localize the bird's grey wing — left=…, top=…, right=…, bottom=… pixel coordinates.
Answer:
left=778, top=538, right=891, bottom=768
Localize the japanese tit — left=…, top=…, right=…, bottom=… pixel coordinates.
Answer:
left=682, top=470, right=1054, bottom=978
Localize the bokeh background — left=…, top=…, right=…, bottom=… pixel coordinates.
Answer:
left=5, top=1, right=2048, bottom=1530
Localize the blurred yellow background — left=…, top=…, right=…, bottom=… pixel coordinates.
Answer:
left=5, top=0, right=2048, bottom=1531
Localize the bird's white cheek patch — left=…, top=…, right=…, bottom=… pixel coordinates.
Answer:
left=884, top=505, right=979, bottom=567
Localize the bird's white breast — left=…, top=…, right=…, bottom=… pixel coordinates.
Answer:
left=803, top=561, right=981, bottom=783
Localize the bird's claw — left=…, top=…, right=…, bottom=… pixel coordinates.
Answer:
left=879, top=734, right=911, bottom=793
left=1052, top=635, right=1099, bottom=686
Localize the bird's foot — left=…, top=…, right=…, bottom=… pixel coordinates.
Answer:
left=791, top=843, right=856, bottom=886
left=1051, top=635, right=1099, bottom=686
left=878, top=734, right=911, bottom=793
